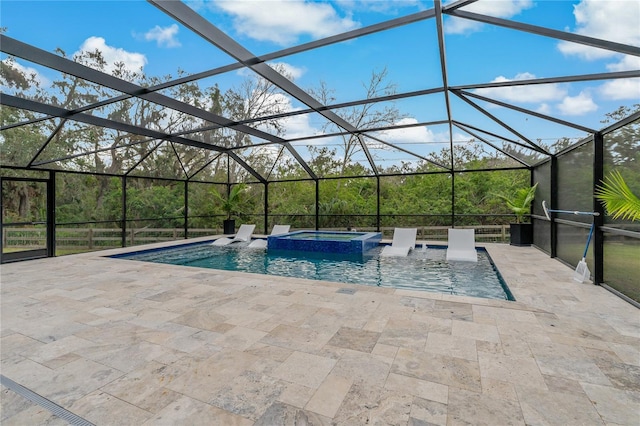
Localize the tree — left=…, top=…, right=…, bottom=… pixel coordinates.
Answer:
left=220, top=63, right=298, bottom=182
left=308, top=67, right=407, bottom=175
left=601, top=104, right=640, bottom=167
left=211, top=183, right=247, bottom=220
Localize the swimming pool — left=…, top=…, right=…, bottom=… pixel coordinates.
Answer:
left=112, top=241, right=514, bottom=301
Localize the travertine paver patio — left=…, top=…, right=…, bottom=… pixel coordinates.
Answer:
left=1, top=239, right=639, bottom=425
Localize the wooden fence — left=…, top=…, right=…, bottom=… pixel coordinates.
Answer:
left=3, top=225, right=511, bottom=252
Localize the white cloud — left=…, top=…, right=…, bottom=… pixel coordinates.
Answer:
left=556, top=91, right=598, bottom=116
left=280, top=110, right=318, bottom=139
left=144, top=24, right=181, bottom=48
left=557, top=0, right=640, bottom=102
left=252, top=92, right=320, bottom=139
left=606, top=55, right=640, bottom=72
left=445, top=0, right=534, bottom=34
left=76, top=37, right=147, bottom=75
left=474, top=72, right=567, bottom=103
left=235, top=62, right=305, bottom=83
left=334, top=0, right=423, bottom=14
left=599, top=78, right=640, bottom=101
left=375, top=117, right=467, bottom=145
left=377, top=118, right=438, bottom=143
left=450, top=131, right=472, bottom=143
left=367, top=118, right=471, bottom=166
left=536, top=103, right=552, bottom=115
left=558, top=0, right=640, bottom=60
left=268, top=62, right=306, bottom=80
left=212, top=0, right=360, bottom=45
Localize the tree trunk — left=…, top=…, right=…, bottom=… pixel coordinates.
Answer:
left=17, top=183, right=30, bottom=219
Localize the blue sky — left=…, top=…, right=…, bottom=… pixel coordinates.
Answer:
left=2, top=0, right=639, bottom=168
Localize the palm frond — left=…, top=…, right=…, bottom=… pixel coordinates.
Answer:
left=212, top=183, right=247, bottom=218
left=493, top=183, right=538, bottom=223
left=595, top=171, right=640, bottom=222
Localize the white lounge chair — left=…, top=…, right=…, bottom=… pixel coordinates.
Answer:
left=380, top=227, right=417, bottom=257
left=247, top=224, right=291, bottom=249
left=211, top=224, right=255, bottom=246
left=446, top=228, right=478, bottom=262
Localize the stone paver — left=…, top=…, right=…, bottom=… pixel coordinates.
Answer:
left=1, top=239, right=639, bottom=425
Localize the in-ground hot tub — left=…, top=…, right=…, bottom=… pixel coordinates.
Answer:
left=268, top=230, right=382, bottom=254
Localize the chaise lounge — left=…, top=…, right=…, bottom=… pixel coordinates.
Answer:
left=211, top=224, right=256, bottom=246
left=247, top=224, right=291, bottom=249
left=445, top=228, right=478, bottom=262
left=380, top=227, right=417, bottom=257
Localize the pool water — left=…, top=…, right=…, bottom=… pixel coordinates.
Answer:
left=113, top=241, right=514, bottom=301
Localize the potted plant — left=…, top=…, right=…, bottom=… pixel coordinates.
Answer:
left=595, top=170, right=640, bottom=222
left=495, top=183, right=538, bottom=246
left=213, top=183, right=246, bottom=234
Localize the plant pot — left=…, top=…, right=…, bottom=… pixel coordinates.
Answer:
left=510, top=223, right=533, bottom=246
left=223, top=219, right=235, bottom=234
